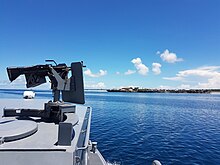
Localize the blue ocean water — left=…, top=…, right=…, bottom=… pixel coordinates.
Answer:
left=0, top=89, right=220, bottom=165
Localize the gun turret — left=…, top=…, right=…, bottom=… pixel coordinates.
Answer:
left=7, top=61, right=85, bottom=104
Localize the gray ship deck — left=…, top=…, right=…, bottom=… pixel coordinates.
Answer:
left=0, top=99, right=86, bottom=151
left=0, top=99, right=107, bottom=165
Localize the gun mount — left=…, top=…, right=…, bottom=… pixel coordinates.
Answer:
left=4, top=61, right=85, bottom=123
left=0, top=61, right=108, bottom=165
left=7, top=61, right=85, bottom=104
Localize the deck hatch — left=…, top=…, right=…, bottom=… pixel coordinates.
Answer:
left=0, top=119, right=38, bottom=143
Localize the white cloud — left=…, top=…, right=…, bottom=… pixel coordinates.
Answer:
left=0, top=80, right=13, bottom=88
left=0, top=75, right=26, bottom=89
left=159, top=49, right=183, bottom=63
left=84, top=68, right=107, bottom=78
left=163, top=66, right=220, bottom=88
left=131, top=58, right=149, bottom=75
left=158, top=85, right=174, bottom=89
left=85, top=82, right=106, bottom=89
left=176, top=66, right=220, bottom=78
left=116, top=72, right=120, bottom=75
left=198, top=76, right=220, bottom=88
left=152, top=63, right=162, bottom=75
left=11, top=75, right=26, bottom=85
left=124, top=69, right=136, bottom=75
left=178, top=84, right=191, bottom=89
left=156, top=51, right=160, bottom=55
left=163, top=76, right=183, bottom=81
left=0, top=75, right=51, bottom=89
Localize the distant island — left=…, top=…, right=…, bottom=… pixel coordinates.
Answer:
left=107, top=87, right=220, bottom=94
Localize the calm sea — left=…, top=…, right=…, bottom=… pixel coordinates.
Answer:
left=0, top=89, right=220, bottom=165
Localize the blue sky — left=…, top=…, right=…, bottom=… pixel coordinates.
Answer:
left=1, top=0, right=220, bottom=89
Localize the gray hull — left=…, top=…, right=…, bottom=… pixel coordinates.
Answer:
left=0, top=99, right=106, bottom=165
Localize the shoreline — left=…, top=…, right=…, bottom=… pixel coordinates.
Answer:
left=107, top=88, right=220, bottom=94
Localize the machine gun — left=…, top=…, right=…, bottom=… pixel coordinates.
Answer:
left=7, top=60, right=85, bottom=104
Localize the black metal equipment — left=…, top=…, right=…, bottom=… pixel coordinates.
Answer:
left=7, top=60, right=85, bottom=104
